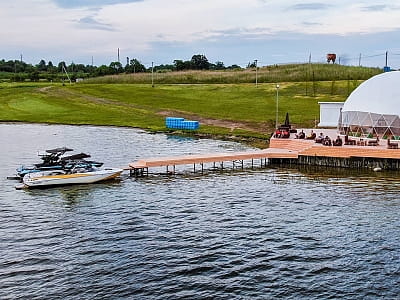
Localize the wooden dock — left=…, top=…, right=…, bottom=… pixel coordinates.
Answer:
left=270, top=138, right=400, bottom=169
left=269, top=138, right=400, bottom=159
left=128, top=136, right=400, bottom=176
left=128, top=148, right=298, bottom=176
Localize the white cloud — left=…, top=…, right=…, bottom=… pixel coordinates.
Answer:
left=1, top=0, right=400, bottom=66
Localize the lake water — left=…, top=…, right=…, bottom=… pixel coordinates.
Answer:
left=1, top=124, right=399, bottom=299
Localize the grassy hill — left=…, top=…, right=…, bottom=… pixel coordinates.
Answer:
left=83, top=63, right=382, bottom=84
left=0, top=64, right=383, bottom=147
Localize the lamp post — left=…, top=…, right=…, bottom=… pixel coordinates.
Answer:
left=255, top=59, right=258, bottom=87
left=151, top=61, right=154, bottom=87
left=275, top=84, right=280, bottom=129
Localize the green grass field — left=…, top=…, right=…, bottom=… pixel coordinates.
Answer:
left=2, top=64, right=380, bottom=147
left=0, top=77, right=357, bottom=148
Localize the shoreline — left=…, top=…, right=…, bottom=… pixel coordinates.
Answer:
left=0, top=121, right=270, bottom=149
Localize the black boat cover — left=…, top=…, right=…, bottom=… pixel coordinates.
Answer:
left=60, top=153, right=91, bottom=161
left=45, top=147, right=74, bottom=154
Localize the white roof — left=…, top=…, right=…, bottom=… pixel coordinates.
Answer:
left=342, top=71, right=400, bottom=116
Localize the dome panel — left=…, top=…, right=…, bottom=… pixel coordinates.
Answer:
left=342, top=71, right=400, bottom=116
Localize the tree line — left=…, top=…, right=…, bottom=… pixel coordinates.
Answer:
left=0, top=54, right=243, bottom=82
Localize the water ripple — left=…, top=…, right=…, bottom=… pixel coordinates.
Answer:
left=1, top=124, right=400, bottom=299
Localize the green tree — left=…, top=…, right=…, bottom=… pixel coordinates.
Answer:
left=37, top=59, right=47, bottom=71
left=74, top=64, right=86, bottom=73
left=67, top=62, right=76, bottom=73
left=95, top=65, right=113, bottom=76
left=153, top=64, right=175, bottom=72
left=191, top=54, right=210, bottom=70
left=227, top=64, right=242, bottom=70
left=126, top=58, right=146, bottom=73
left=247, top=61, right=256, bottom=68
left=29, top=70, right=40, bottom=81
left=173, top=59, right=185, bottom=71
left=212, top=61, right=225, bottom=70
left=47, top=61, right=57, bottom=73
left=109, top=61, right=123, bottom=74
left=58, top=61, right=67, bottom=72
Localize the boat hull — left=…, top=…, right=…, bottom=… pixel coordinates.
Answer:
left=22, top=168, right=123, bottom=188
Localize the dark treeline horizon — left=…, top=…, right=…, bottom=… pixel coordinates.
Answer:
left=0, top=54, right=246, bottom=82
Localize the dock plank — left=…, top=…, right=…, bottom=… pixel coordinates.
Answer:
left=128, top=137, right=400, bottom=173
left=129, top=148, right=298, bottom=169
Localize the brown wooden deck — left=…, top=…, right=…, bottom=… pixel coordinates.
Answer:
left=128, top=136, right=400, bottom=176
left=270, top=138, right=400, bottom=159
left=128, top=148, right=298, bottom=175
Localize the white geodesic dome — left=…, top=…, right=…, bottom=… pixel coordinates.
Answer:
left=339, top=71, right=400, bottom=137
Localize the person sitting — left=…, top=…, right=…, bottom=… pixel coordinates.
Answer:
left=296, top=130, right=305, bottom=139
left=274, top=129, right=282, bottom=138
left=281, top=130, right=290, bottom=138
left=306, top=130, right=316, bottom=140
left=315, top=132, right=324, bottom=143
left=322, top=136, right=332, bottom=146
left=333, top=136, right=343, bottom=146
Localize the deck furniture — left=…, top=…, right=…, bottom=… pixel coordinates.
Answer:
left=387, top=140, right=399, bottom=149
left=367, top=138, right=379, bottom=146
left=357, top=139, right=366, bottom=146
left=344, top=135, right=356, bottom=145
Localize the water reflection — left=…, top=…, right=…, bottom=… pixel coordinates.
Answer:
left=59, top=186, right=93, bottom=207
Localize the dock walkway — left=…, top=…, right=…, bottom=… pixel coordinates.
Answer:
left=128, top=148, right=298, bottom=176
left=128, top=135, right=400, bottom=176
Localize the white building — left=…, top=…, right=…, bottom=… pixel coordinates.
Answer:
left=339, top=71, right=400, bottom=137
left=318, top=102, right=344, bottom=127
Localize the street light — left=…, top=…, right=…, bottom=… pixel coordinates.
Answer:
left=151, top=61, right=154, bottom=87
left=255, top=59, right=258, bottom=87
left=275, top=84, right=280, bottom=129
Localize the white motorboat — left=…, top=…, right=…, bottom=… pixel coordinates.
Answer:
left=20, top=167, right=123, bottom=188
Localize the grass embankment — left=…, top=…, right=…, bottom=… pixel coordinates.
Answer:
left=0, top=78, right=357, bottom=148
left=84, top=63, right=381, bottom=84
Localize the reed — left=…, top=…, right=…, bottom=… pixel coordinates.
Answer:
left=83, top=63, right=381, bottom=85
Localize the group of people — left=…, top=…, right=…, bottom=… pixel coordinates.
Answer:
left=295, top=130, right=316, bottom=140
left=274, top=129, right=290, bottom=138
left=295, top=130, right=343, bottom=146
left=317, top=133, right=343, bottom=146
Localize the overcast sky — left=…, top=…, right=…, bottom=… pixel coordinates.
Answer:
left=2, top=0, right=400, bottom=68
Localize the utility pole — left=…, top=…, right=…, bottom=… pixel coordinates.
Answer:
left=118, top=48, right=120, bottom=63
left=385, top=51, right=388, bottom=67
left=151, top=62, right=154, bottom=87
left=61, top=64, right=72, bottom=85
left=359, top=53, right=362, bottom=66
left=255, top=59, right=258, bottom=87
left=275, top=84, right=280, bottom=129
